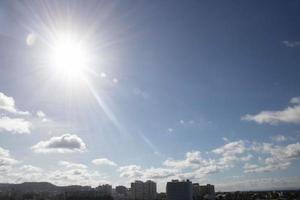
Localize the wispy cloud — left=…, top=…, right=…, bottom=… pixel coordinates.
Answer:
left=282, top=40, right=300, bottom=48
left=271, top=135, right=287, bottom=142
left=59, top=161, right=88, bottom=169
left=92, top=158, right=117, bottom=167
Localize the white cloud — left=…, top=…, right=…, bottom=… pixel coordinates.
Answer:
left=143, top=167, right=178, bottom=179
left=242, top=97, right=300, bottom=125
left=118, top=164, right=178, bottom=181
left=243, top=162, right=290, bottom=173
left=271, top=135, right=287, bottom=142
left=0, top=116, right=32, bottom=134
left=59, top=161, right=88, bottom=169
left=0, top=162, right=107, bottom=187
left=0, top=92, right=29, bottom=115
left=36, top=110, right=46, bottom=118
left=163, top=151, right=205, bottom=169
left=36, top=110, right=50, bottom=122
left=244, top=142, right=300, bottom=173
left=19, top=165, right=43, bottom=173
left=161, top=142, right=253, bottom=181
left=118, top=165, right=143, bottom=179
left=92, top=158, right=117, bottom=167
left=48, top=168, right=108, bottom=187
left=252, top=142, right=300, bottom=161
left=282, top=40, right=300, bottom=48
left=212, top=140, right=246, bottom=157
left=0, top=146, right=19, bottom=169
left=290, top=97, right=300, bottom=104
left=31, top=134, right=87, bottom=153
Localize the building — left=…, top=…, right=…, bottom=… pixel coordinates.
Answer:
left=199, top=184, right=215, bottom=200
left=193, top=183, right=201, bottom=200
left=96, top=184, right=112, bottom=196
left=131, top=180, right=157, bottom=200
left=144, top=180, right=157, bottom=200
left=166, top=180, right=192, bottom=200
left=116, top=185, right=128, bottom=195
left=131, top=181, right=145, bottom=200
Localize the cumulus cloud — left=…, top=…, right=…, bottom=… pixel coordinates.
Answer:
left=0, top=92, right=29, bottom=115
left=242, top=97, right=300, bottom=125
left=118, top=165, right=143, bottom=179
left=92, top=158, right=117, bottom=167
left=0, top=116, right=32, bottom=134
left=48, top=168, right=108, bottom=187
left=163, top=151, right=205, bottom=169
left=282, top=40, right=300, bottom=48
left=118, top=149, right=235, bottom=182
left=0, top=162, right=107, bottom=187
left=31, top=134, right=87, bottom=153
left=243, top=142, right=300, bottom=173
left=161, top=139, right=300, bottom=177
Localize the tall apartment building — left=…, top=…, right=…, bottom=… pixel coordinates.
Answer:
left=144, top=180, right=157, bottom=200
left=166, top=180, right=192, bottom=200
left=130, top=180, right=157, bottom=200
left=131, top=181, right=144, bottom=200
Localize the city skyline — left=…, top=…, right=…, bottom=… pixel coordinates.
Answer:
left=1, top=0, right=300, bottom=193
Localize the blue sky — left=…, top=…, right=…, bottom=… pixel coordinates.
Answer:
left=0, top=0, right=300, bottom=192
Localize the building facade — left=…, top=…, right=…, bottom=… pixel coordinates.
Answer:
left=199, top=184, right=215, bottom=197
left=166, top=180, right=192, bottom=200
left=130, top=180, right=157, bottom=200
left=144, top=180, right=157, bottom=200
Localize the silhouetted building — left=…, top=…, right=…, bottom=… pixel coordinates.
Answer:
left=131, top=181, right=144, bottom=200
left=116, top=185, right=128, bottom=195
left=199, top=184, right=215, bottom=200
left=144, top=180, right=157, bottom=200
left=96, top=184, right=112, bottom=196
left=166, top=180, right=192, bottom=200
left=193, top=183, right=201, bottom=200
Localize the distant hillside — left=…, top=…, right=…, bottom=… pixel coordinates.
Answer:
left=0, top=182, right=91, bottom=192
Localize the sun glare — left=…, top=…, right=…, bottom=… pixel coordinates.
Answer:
left=49, top=32, right=90, bottom=82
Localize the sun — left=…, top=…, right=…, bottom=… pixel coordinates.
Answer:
left=49, top=32, right=90, bottom=82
